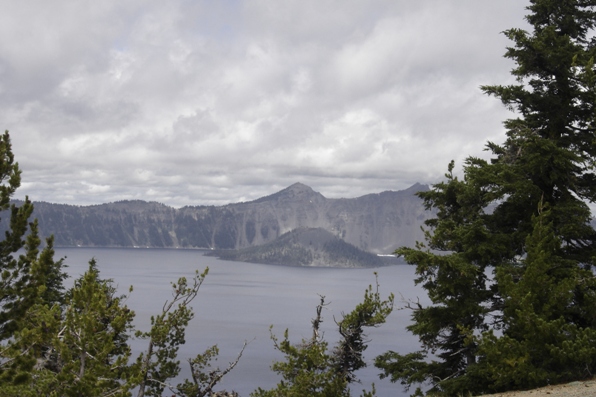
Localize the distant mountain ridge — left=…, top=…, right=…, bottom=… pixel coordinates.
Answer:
left=4, top=183, right=432, bottom=254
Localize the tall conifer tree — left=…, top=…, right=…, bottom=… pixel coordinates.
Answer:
left=376, top=1, right=596, bottom=395
left=0, top=131, right=66, bottom=341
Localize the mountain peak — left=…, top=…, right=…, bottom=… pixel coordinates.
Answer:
left=403, top=183, right=430, bottom=193
left=278, top=182, right=326, bottom=200
left=251, top=183, right=325, bottom=203
left=284, top=182, right=315, bottom=193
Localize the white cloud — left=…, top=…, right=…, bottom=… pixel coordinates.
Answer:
left=2, top=0, right=531, bottom=207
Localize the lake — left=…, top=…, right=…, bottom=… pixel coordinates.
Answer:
left=55, top=247, right=429, bottom=397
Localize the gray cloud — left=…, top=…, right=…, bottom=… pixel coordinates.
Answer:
left=3, top=0, right=529, bottom=207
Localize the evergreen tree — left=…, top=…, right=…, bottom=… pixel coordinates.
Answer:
left=0, top=131, right=41, bottom=340
left=376, top=1, right=596, bottom=395
left=480, top=0, right=596, bottom=264
left=0, top=260, right=135, bottom=397
left=253, top=278, right=393, bottom=397
left=0, top=131, right=67, bottom=387
left=374, top=162, right=499, bottom=396
left=133, top=268, right=208, bottom=397
left=468, top=209, right=596, bottom=392
left=2, top=263, right=245, bottom=397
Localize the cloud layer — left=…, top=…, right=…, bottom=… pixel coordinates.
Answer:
left=2, top=1, right=529, bottom=206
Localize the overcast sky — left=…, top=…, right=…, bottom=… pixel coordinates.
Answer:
left=1, top=1, right=530, bottom=207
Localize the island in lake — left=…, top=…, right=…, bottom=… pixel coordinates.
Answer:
left=205, top=227, right=385, bottom=268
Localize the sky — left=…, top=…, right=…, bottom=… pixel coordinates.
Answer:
left=1, top=0, right=531, bottom=207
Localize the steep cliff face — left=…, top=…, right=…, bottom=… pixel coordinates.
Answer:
left=325, top=183, right=430, bottom=253
left=17, top=183, right=432, bottom=253
left=31, top=201, right=180, bottom=248
left=223, top=182, right=431, bottom=254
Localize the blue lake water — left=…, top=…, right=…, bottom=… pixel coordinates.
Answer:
left=55, top=247, right=429, bottom=397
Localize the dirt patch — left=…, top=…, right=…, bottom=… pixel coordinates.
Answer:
left=479, top=378, right=596, bottom=397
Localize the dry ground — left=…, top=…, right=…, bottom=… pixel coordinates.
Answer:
left=478, top=378, right=596, bottom=397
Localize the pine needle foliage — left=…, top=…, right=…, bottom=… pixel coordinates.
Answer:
left=376, top=1, right=596, bottom=395
left=253, top=278, right=393, bottom=397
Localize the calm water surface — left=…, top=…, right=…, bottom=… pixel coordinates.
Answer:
left=55, top=247, right=429, bottom=397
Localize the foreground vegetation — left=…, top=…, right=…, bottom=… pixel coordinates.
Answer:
left=375, top=0, right=596, bottom=395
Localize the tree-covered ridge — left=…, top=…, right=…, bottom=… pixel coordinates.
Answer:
left=207, top=227, right=385, bottom=267
left=376, top=1, right=596, bottom=395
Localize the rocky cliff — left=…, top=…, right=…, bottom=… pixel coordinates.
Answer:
left=9, top=183, right=432, bottom=254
